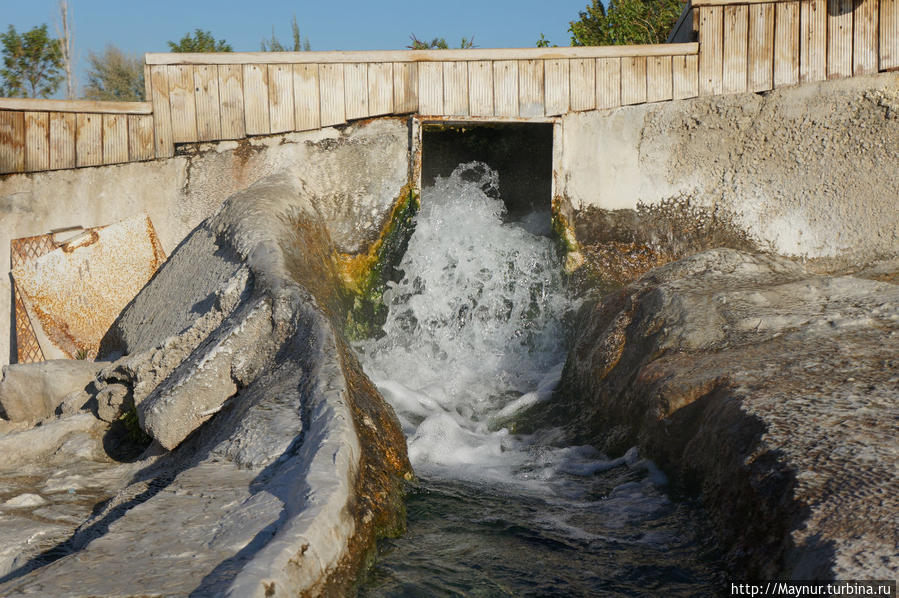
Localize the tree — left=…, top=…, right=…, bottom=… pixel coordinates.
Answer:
left=83, top=45, right=144, bottom=101
left=57, top=0, right=75, bottom=99
left=407, top=34, right=476, bottom=50
left=167, top=29, right=232, bottom=52
left=261, top=16, right=310, bottom=52
left=569, top=0, right=685, bottom=46
left=0, top=24, right=64, bottom=98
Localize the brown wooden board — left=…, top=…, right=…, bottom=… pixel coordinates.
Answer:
left=621, top=56, right=648, bottom=105
left=883, top=0, right=899, bottom=70
left=75, top=113, right=102, bottom=167
left=596, top=57, right=622, bottom=109
left=149, top=66, right=174, bottom=158
left=319, top=63, right=346, bottom=126
left=102, top=113, right=128, bottom=164
left=243, top=64, right=271, bottom=135
left=647, top=56, right=674, bottom=102
left=723, top=5, right=749, bottom=93
left=493, top=60, right=519, bottom=116
left=393, top=62, right=418, bottom=114
left=544, top=59, right=570, bottom=115
left=468, top=61, right=494, bottom=116
left=673, top=55, right=700, bottom=99
left=801, top=0, right=828, bottom=82
left=853, top=0, right=879, bottom=74
left=368, top=62, right=393, bottom=116
left=748, top=3, right=775, bottom=91
left=24, top=112, right=49, bottom=172
left=49, top=112, right=76, bottom=170
left=418, top=62, right=443, bottom=115
left=518, top=59, right=545, bottom=117
left=699, top=5, right=725, bottom=95
left=443, top=61, right=469, bottom=116
left=218, top=64, right=246, bottom=139
left=293, top=64, right=321, bottom=130
left=775, top=1, right=801, bottom=87
left=167, top=64, right=198, bottom=142
left=268, top=63, right=295, bottom=132
left=128, top=114, right=155, bottom=161
left=569, top=58, right=596, bottom=111
left=193, top=64, right=221, bottom=141
left=827, top=0, right=854, bottom=77
left=344, top=62, right=369, bottom=121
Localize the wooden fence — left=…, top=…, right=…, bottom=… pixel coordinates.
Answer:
left=0, top=99, right=154, bottom=174
left=1, top=0, right=897, bottom=175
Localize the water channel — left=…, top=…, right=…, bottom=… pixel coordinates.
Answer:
left=356, top=163, right=724, bottom=596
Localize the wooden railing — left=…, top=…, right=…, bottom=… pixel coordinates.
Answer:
left=0, top=0, right=896, bottom=176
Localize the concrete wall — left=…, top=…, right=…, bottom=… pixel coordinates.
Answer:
left=0, top=117, right=411, bottom=367
left=559, top=72, right=899, bottom=262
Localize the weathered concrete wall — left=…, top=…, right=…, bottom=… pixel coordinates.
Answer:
left=0, top=117, right=411, bottom=367
left=560, top=72, right=899, bottom=262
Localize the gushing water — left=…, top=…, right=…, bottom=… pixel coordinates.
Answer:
left=357, top=163, right=723, bottom=595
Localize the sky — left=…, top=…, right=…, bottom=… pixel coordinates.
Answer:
left=4, top=0, right=593, bottom=97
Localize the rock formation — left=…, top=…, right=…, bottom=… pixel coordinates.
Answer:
left=538, top=248, right=898, bottom=579
left=0, top=172, right=411, bottom=596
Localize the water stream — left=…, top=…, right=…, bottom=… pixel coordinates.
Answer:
left=356, top=163, right=723, bottom=596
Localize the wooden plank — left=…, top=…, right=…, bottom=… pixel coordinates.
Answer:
left=800, top=0, right=828, bottom=82
left=853, top=0, right=879, bottom=74
left=75, top=113, right=102, bottom=167
left=443, top=61, right=468, bottom=116
left=167, top=64, right=197, bottom=143
left=695, top=0, right=804, bottom=4
left=128, top=114, right=155, bottom=161
left=699, top=5, right=725, bottom=95
left=596, top=57, right=621, bottom=109
left=774, top=1, right=800, bottom=87
left=518, top=59, right=545, bottom=117
left=344, top=62, right=369, bottom=121
left=49, top=112, right=76, bottom=169
left=218, top=64, right=245, bottom=139
left=544, top=58, right=570, bottom=116
left=621, top=56, right=647, bottom=105
left=827, top=0, right=854, bottom=77
left=0, top=111, right=25, bottom=173
left=468, top=61, right=493, bottom=116
left=319, top=63, right=346, bottom=127
left=647, top=56, right=673, bottom=102
left=570, top=58, right=596, bottom=112
left=293, top=64, right=320, bottom=130
left=143, top=64, right=152, bottom=102
left=723, top=5, right=749, bottom=93
left=268, top=63, right=295, bottom=132
left=0, top=98, right=152, bottom=114
left=243, top=64, right=270, bottom=135
left=748, top=3, right=775, bottom=91
left=102, top=113, right=128, bottom=164
left=673, top=55, right=700, bottom=99
left=882, top=0, right=899, bottom=70
left=145, top=44, right=701, bottom=65
left=493, top=60, right=519, bottom=116
left=368, top=62, right=393, bottom=116
left=418, top=62, right=443, bottom=115
left=194, top=64, right=221, bottom=141
left=149, top=66, right=174, bottom=158
left=24, top=112, right=49, bottom=172
left=393, top=62, right=418, bottom=114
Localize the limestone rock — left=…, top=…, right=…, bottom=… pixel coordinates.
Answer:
left=0, top=360, right=105, bottom=422
left=546, top=248, right=899, bottom=579
left=0, top=172, right=411, bottom=597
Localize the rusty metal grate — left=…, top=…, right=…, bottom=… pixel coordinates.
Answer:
left=10, top=234, right=57, bottom=270
left=13, top=282, right=43, bottom=363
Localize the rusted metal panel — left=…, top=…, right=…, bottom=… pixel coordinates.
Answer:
left=24, top=112, right=50, bottom=172
left=49, top=112, right=76, bottom=169
left=0, top=110, right=26, bottom=174
left=10, top=215, right=166, bottom=361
